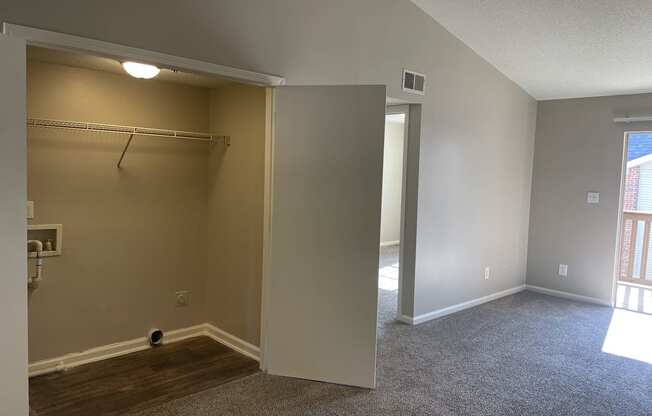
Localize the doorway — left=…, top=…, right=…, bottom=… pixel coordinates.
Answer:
left=616, top=132, right=652, bottom=313
left=378, top=105, right=408, bottom=322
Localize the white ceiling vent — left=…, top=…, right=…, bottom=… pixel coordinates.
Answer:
left=402, top=69, right=425, bottom=95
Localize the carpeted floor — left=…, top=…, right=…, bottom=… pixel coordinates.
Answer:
left=127, top=263, right=652, bottom=415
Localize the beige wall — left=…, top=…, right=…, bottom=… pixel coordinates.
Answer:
left=527, top=94, right=652, bottom=303
left=380, top=118, right=405, bottom=245
left=27, top=61, right=211, bottom=361
left=205, top=85, right=266, bottom=346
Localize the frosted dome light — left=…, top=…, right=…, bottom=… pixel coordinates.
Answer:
left=122, top=61, right=160, bottom=79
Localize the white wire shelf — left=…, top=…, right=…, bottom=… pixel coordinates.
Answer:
left=27, top=117, right=230, bottom=167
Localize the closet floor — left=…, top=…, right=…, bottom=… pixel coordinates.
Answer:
left=29, top=336, right=259, bottom=416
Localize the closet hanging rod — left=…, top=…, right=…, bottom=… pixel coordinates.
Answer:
left=27, top=118, right=229, bottom=145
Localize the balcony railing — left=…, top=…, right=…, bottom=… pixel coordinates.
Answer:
left=620, top=210, right=652, bottom=286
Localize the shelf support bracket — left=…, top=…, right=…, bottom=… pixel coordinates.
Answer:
left=117, top=133, right=135, bottom=168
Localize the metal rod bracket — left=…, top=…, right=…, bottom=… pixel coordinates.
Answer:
left=117, top=134, right=135, bottom=168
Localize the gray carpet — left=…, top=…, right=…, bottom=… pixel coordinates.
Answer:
left=379, top=244, right=399, bottom=268
left=128, top=288, right=652, bottom=415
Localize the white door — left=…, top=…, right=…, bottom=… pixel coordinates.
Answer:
left=263, top=85, right=386, bottom=388
left=0, top=34, right=29, bottom=415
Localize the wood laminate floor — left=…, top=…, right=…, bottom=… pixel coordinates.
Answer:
left=29, top=336, right=259, bottom=416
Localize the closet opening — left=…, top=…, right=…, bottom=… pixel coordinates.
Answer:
left=7, top=23, right=391, bottom=397
left=25, top=45, right=268, bottom=416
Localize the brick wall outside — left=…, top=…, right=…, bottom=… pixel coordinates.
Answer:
left=623, top=166, right=640, bottom=210
left=620, top=166, right=640, bottom=278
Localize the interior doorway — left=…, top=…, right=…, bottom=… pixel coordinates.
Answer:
left=378, top=105, right=408, bottom=321
left=616, top=132, right=652, bottom=313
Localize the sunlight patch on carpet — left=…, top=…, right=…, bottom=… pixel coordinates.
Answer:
left=602, top=308, right=652, bottom=365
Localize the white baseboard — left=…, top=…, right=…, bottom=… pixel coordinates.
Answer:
left=204, top=323, right=260, bottom=362
left=380, top=240, right=400, bottom=247
left=399, top=284, right=526, bottom=325
left=29, top=323, right=260, bottom=378
left=525, top=284, right=612, bottom=306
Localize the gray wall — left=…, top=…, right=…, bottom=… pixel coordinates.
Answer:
left=527, top=94, right=652, bottom=303
left=0, top=0, right=537, bottom=325
left=412, top=74, right=536, bottom=315
left=0, top=2, right=537, bottom=409
left=0, top=35, right=28, bottom=416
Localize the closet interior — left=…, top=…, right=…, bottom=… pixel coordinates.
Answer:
left=26, top=45, right=267, bottom=415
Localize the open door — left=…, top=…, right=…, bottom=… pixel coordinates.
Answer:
left=263, top=85, right=386, bottom=388
left=0, top=34, right=29, bottom=414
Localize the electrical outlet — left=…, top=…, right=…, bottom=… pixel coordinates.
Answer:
left=558, top=264, right=568, bottom=277
left=175, top=290, right=190, bottom=307
left=484, top=266, right=491, bottom=280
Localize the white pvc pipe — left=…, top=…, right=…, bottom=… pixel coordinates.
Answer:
left=27, top=240, right=44, bottom=285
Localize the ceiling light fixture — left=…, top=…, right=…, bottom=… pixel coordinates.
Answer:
left=122, top=61, right=160, bottom=79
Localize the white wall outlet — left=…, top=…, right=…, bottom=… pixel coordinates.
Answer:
left=27, top=201, right=34, bottom=219
left=558, top=264, right=568, bottom=277
left=484, top=266, right=491, bottom=280
left=175, top=290, right=190, bottom=307
left=587, top=192, right=600, bottom=204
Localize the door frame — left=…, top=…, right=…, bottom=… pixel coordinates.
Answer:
left=614, top=131, right=632, bottom=304
left=384, top=105, right=410, bottom=318
left=3, top=23, right=284, bottom=374
left=260, top=88, right=275, bottom=370
left=613, top=131, right=652, bottom=303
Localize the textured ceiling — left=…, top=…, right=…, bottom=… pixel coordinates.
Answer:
left=412, top=0, right=652, bottom=100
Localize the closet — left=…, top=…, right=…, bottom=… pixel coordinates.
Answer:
left=3, top=26, right=389, bottom=415
left=26, top=45, right=267, bottom=413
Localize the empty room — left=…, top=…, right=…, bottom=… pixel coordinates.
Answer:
left=0, top=1, right=651, bottom=415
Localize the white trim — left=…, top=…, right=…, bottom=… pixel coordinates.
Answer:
left=259, top=88, right=276, bottom=371
left=386, top=104, right=410, bottom=321
left=2, top=23, right=285, bottom=87
left=204, top=323, right=261, bottom=362
left=611, top=132, right=637, bottom=307
left=627, top=152, right=652, bottom=169
left=398, top=285, right=526, bottom=325
left=525, top=285, right=612, bottom=306
left=28, top=323, right=260, bottom=377
left=28, top=324, right=204, bottom=377
left=614, top=116, right=652, bottom=123
left=380, top=240, right=400, bottom=247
